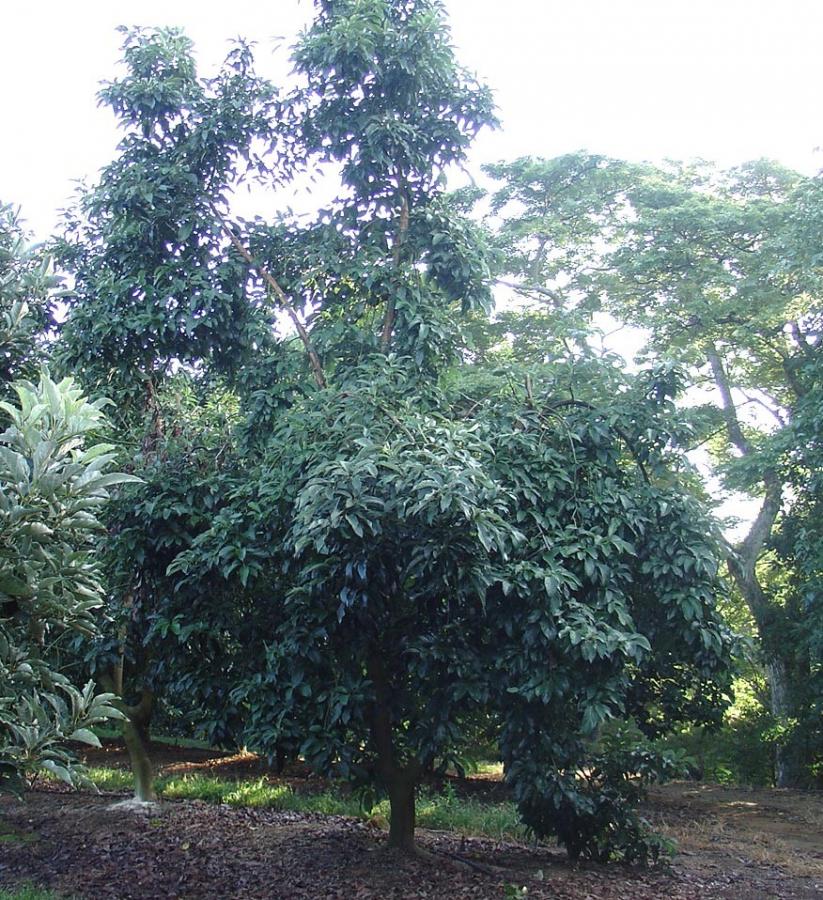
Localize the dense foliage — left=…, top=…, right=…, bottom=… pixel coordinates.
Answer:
left=4, top=0, right=816, bottom=866
left=0, top=215, right=132, bottom=791
left=483, top=154, right=823, bottom=786
left=159, top=0, right=733, bottom=858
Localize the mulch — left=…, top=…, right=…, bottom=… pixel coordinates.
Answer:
left=0, top=789, right=710, bottom=900
left=0, top=741, right=820, bottom=899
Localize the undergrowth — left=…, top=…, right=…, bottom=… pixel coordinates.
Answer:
left=84, top=766, right=524, bottom=840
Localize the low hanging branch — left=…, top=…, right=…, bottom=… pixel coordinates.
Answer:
left=209, top=202, right=327, bottom=390
left=380, top=184, right=410, bottom=353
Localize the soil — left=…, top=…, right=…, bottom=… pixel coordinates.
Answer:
left=0, top=742, right=820, bottom=899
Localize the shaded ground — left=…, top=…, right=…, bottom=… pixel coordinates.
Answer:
left=0, top=742, right=820, bottom=899
left=644, top=782, right=823, bottom=898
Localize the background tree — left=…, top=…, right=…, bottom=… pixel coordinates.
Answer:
left=487, top=154, right=822, bottom=786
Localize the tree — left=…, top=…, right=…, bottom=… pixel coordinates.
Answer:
left=170, top=0, right=733, bottom=858
left=0, top=204, right=55, bottom=392
left=487, top=154, right=822, bottom=786
left=0, top=211, right=131, bottom=790
left=55, top=26, right=279, bottom=801
left=56, top=1, right=734, bottom=855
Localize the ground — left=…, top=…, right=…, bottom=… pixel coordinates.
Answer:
left=0, top=743, right=820, bottom=899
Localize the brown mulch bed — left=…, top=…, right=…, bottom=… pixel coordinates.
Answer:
left=0, top=742, right=820, bottom=899
left=0, top=790, right=709, bottom=899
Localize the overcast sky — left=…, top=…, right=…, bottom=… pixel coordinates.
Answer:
left=2, top=0, right=822, bottom=240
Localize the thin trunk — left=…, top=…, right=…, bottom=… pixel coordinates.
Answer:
left=386, top=772, right=416, bottom=851
left=380, top=184, right=410, bottom=353
left=274, top=744, right=288, bottom=776
left=124, top=688, right=156, bottom=802
left=210, top=202, right=327, bottom=389
left=706, top=345, right=751, bottom=455
left=101, top=672, right=157, bottom=802
left=368, top=651, right=420, bottom=851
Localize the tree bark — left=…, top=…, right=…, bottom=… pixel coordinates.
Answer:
left=386, top=771, right=417, bottom=851
left=102, top=672, right=157, bottom=802
left=380, top=184, right=410, bottom=353
left=707, top=344, right=809, bottom=787
left=368, top=650, right=420, bottom=851
left=706, top=345, right=806, bottom=787
left=765, top=657, right=795, bottom=788
left=123, top=688, right=156, bottom=802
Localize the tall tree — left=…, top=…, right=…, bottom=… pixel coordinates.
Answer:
left=57, top=2, right=735, bottom=855
left=487, top=155, right=822, bottom=786
left=55, top=26, right=279, bottom=801
left=172, top=1, right=733, bottom=859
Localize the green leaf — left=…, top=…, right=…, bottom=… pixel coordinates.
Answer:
left=68, top=728, right=102, bottom=747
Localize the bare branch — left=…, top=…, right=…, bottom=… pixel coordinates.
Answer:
left=496, top=278, right=564, bottom=305
left=740, top=391, right=786, bottom=427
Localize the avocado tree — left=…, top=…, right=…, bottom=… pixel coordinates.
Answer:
left=0, top=209, right=131, bottom=791
left=0, top=203, right=55, bottom=391
left=169, top=0, right=733, bottom=858
left=55, top=26, right=279, bottom=800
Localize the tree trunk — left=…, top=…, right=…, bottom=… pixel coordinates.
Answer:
left=367, top=650, right=420, bottom=852
left=386, top=772, right=416, bottom=851
left=124, top=688, right=156, bottom=802
left=766, top=657, right=806, bottom=788
left=274, top=744, right=288, bottom=776
left=707, top=345, right=811, bottom=788
left=101, top=669, right=157, bottom=802
left=727, top=566, right=807, bottom=786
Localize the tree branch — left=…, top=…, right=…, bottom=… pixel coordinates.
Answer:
left=380, top=185, right=410, bottom=353
left=740, top=391, right=786, bottom=427
left=497, top=278, right=564, bottom=305
left=542, top=398, right=650, bottom=483
left=706, top=345, right=751, bottom=455
left=736, top=473, right=782, bottom=578
left=210, top=202, right=327, bottom=390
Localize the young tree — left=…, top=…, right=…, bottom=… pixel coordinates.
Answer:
left=172, top=0, right=733, bottom=858
left=0, top=209, right=131, bottom=791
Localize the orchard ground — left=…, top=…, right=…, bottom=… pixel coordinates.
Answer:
left=0, top=740, right=820, bottom=899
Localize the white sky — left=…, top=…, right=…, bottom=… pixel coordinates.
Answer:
left=2, top=0, right=822, bottom=239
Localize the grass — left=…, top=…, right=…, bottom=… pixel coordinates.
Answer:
left=0, top=885, right=63, bottom=900
left=84, top=766, right=525, bottom=841
left=91, top=727, right=211, bottom=751
left=416, top=786, right=523, bottom=839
